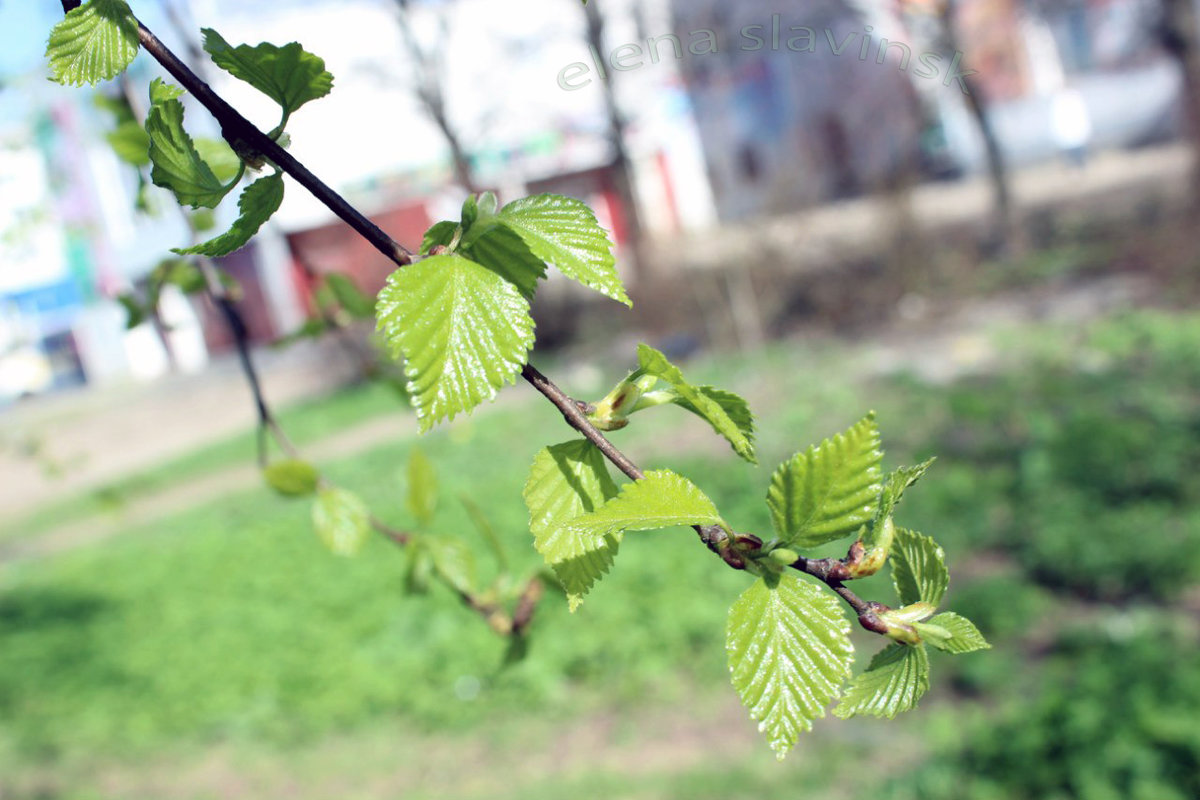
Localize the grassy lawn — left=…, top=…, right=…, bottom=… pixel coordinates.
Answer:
left=2, top=308, right=1199, bottom=799
left=0, top=380, right=408, bottom=543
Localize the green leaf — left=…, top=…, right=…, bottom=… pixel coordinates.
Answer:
left=375, top=253, right=535, bottom=431
left=766, top=415, right=883, bottom=548
left=672, top=385, right=755, bottom=451
left=116, top=292, right=146, bottom=329
left=890, top=528, right=949, bottom=607
left=201, top=28, right=334, bottom=119
left=152, top=259, right=206, bottom=294
left=325, top=273, right=375, bottom=318
left=193, top=138, right=243, bottom=184
left=524, top=440, right=620, bottom=611
left=637, top=345, right=756, bottom=463
left=262, top=459, right=320, bottom=497
left=920, top=612, right=990, bottom=654
left=491, top=194, right=628, bottom=306
left=459, top=494, right=509, bottom=574
left=190, top=209, right=218, bottom=233
left=150, top=79, right=185, bottom=103
left=403, top=539, right=434, bottom=595
left=834, top=643, right=930, bottom=720
left=406, top=447, right=438, bottom=526
left=427, top=536, right=477, bottom=595
left=727, top=574, right=854, bottom=758
left=476, top=191, right=499, bottom=217
left=106, top=120, right=150, bottom=166
left=146, top=79, right=235, bottom=209
left=460, top=193, right=482, bottom=229
left=312, top=487, right=371, bottom=556
left=566, top=469, right=723, bottom=539
left=876, top=459, right=935, bottom=521
left=173, top=172, right=284, bottom=257
left=46, top=0, right=139, bottom=86
left=461, top=224, right=547, bottom=299
left=420, top=221, right=458, bottom=255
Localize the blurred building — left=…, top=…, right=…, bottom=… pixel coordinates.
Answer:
left=669, top=0, right=926, bottom=220
left=669, top=0, right=1189, bottom=220
left=1, top=0, right=1197, bottom=399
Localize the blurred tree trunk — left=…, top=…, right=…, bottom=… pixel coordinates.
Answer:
left=937, top=0, right=1016, bottom=254
left=1159, top=0, right=1200, bottom=210
left=392, top=0, right=479, bottom=193
left=582, top=0, right=645, bottom=279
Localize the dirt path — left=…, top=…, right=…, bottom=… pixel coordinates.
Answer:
left=0, top=338, right=363, bottom=524
left=0, top=409, right=414, bottom=563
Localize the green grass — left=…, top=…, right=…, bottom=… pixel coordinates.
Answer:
left=3, top=308, right=1200, bottom=799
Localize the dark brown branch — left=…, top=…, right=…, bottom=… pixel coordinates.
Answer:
left=135, top=21, right=413, bottom=268
left=369, top=516, right=411, bottom=547
left=520, top=363, right=644, bottom=482
left=60, top=1, right=81, bottom=12
left=511, top=577, right=544, bottom=637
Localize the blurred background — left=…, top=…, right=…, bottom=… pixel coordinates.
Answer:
left=2, top=0, right=1199, bottom=797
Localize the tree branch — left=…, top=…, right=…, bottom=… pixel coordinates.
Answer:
left=135, top=21, right=413, bottom=267
left=119, top=14, right=889, bottom=635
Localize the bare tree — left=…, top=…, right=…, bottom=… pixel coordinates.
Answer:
left=390, top=0, right=480, bottom=193
left=1158, top=0, right=1200, bottom=208
left=933, top=0, right=1016, bottom=252
left=581, top=0, right=644, bottom=275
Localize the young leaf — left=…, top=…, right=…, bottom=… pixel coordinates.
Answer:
left=565, top=469, right=723, bottom=539
left=325, top=273, right=375, bottom=319
left=460, top=193, right=482, bottom=229
left=172, top=172, right=284, bottom=257
left=201, top=29, right=334, bottom=120
left=921, top=612, right=990, bottom=654
left=106, top=121, right=150, bottom=166
left=193, top=138, right=243, bottom=184
left=420, top=221, right=458, bottom=254
left=727, top=575, right=854, bottom=758
left=461, top=224, right=546, bottom=299
left=150, top=79, right=185, bottom=103
left=403, top=539, right=434, bottom=595
left=116, top=293, right=147, bottom=329
left=406, top=447, right=438, bottom=527
left=376, top=253, right=536, bottom=431
left=145, top=79, right=235, bottom=208
left=671, top=385, right=755, bottom=453
left=46, top=0, right=139, bottom=86
left=767, top=415, right=883, bottom=548
left=312, top=487, right=371, bottom=556
left=459, top=494, right=509, bottom=574
left=523, top=440, right=620, bottom=611
left=491, top=194, right=629, bottom=306
left=834, top=643, right=930, bottom=720
left=876, top=459, right=935, bottom=522
left=427, top=536, right=477, bottom=595
left=637, top=344, right=756, bottom=463
left=890, top=528, right=949, bottom=608
left=262, top=459, right=320, bottom=497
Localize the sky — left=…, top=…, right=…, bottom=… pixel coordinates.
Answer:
left=0, top=3, right=60, bottom=80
